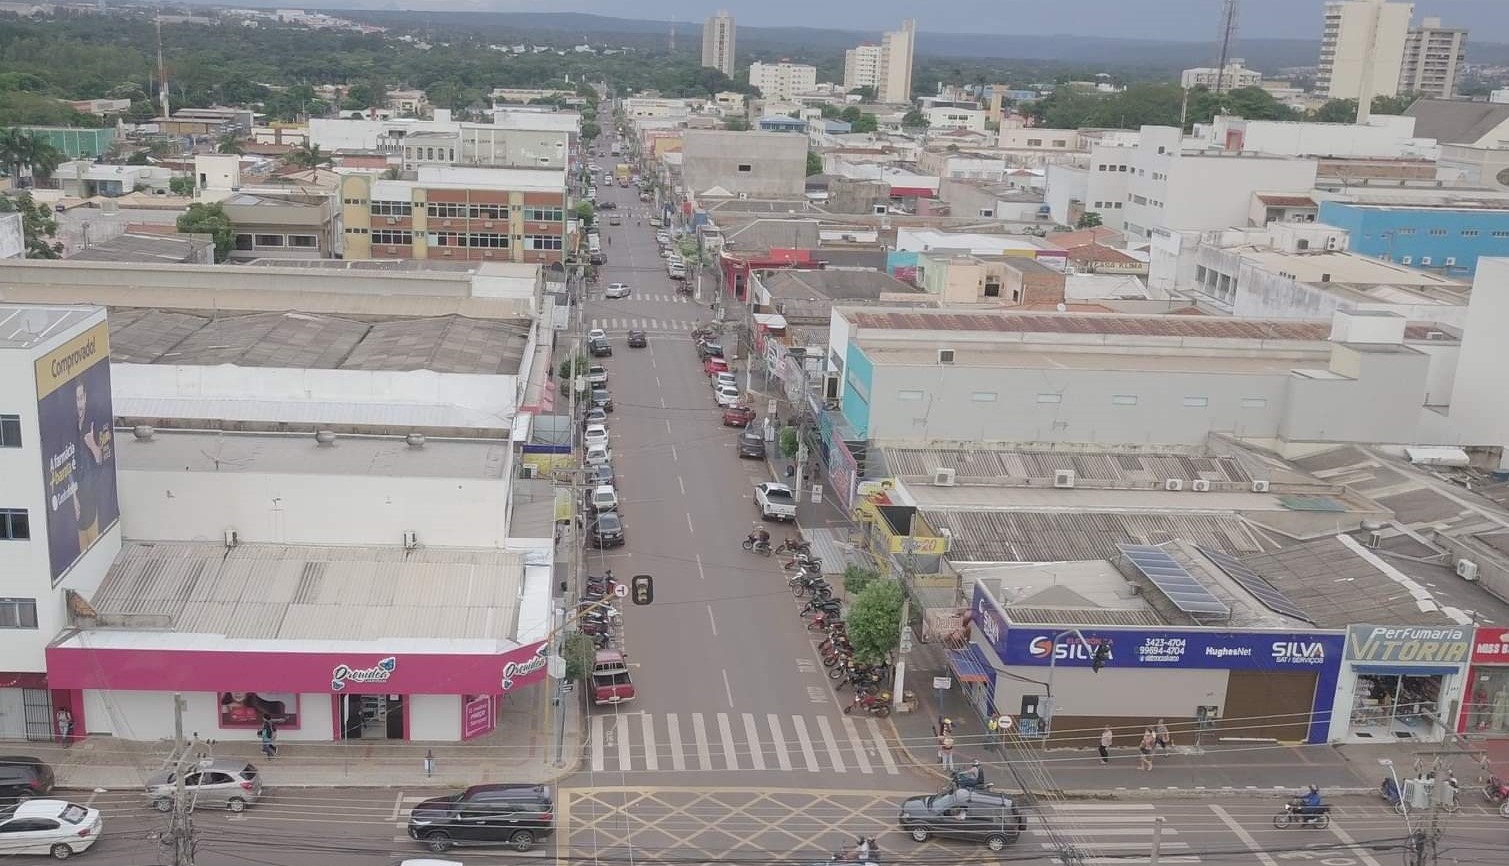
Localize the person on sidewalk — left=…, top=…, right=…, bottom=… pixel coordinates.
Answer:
left=258, top=714, right=278, bottom=759
left=1138, top=728, right=1156, bottom=771
left=1099, top=725, right=1113, bottom=764
left=939, top=731, right=956, bottom=772
left=1155, top=719, right=1172, bottom=751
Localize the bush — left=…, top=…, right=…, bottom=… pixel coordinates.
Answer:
left=779, top=427, right=799, bottom=458
left=843, top=564, right=881, bottom=596
left=563, top=632, right=596, bottom=682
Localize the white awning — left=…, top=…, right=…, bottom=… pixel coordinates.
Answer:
left=753, top=312, right=788, bottom=330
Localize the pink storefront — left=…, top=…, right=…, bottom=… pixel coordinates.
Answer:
left=45, top=638, right=550, bottom=743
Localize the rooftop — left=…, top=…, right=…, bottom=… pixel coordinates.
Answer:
left=1236, top=249, right=1467, bottom=292
left=878, top=447, right=1252, bottom=485
left=920, top=508, right=1274, bottom=563
left=67, top=233, right=213, bottom=264
left=858, top=342, right=1313, bottom=373
left=0, top=304, right=98, bottom=351
left=116, top=430, right=510, bottom=479
left=759, top=269, right=919, bottom=302
left=965, top=561, right=1167, bottom=628
left=1404, top=99, right=1509, bottom=146
left=842, top=308, right=1449, bottom=342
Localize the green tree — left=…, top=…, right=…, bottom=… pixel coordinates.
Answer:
left=850, top=113, right=879, bottom=134
left=1076, top=211, right=1103, bottom=229
left=581, top=120, right=601, bottom=141
left=574, top=201, right=595, bottom=226
left=0, top=129, right=61, bottom=187
left=819, top=104, right=842, bottom=119
left=849, top=86, right=877, bottom=103
left=216, top=133, right=244, bottom=155
left=805, top=150, right=822, bottom=176
left=778, top=427, right=799, bottom=458
left=847, top=579, right=904, bottom=664
left=563, top=632, right=596, bottom=682
left=176, top=202, right=235, bottom=262
left=1183, top=86, right=1298, bottom=129
left=722, top=117, right=750, bottom=131
left=1309, top=93, right=1418, bottom=124
left=168, top=176, right=194, bottom=196
left=557, top=354, right=588, bottom=380
left=842, top=564, right=881, bottom=596
left=285, top=143, right=329, bottom=173
left=901, top=107, right=928, bottom=128
left=0, top=193, right=62, bottom=258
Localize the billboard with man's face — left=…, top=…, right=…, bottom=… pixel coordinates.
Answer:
left=35, top=322, right=119, bottom=582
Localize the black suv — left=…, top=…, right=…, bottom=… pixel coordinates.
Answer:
left=0, top=757, right=54, bottom=802
left=627, top=329, right=648, bottom=348
left=408, top=784, right=554, bottom=853
left=737, top=429, right=767, bottom=459
left=589, top=338, right=613, bottom=357
left=898, top=787, right=1026, bottom=852
left=590, top=388, right=614, bottom=413
left=590, top=512, right=626, bottom=548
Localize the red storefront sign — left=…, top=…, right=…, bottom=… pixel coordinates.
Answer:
left=1472, top=626, right=1509, bottom=664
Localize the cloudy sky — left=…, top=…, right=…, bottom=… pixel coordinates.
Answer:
left=478, top=0, right=1508, bottom=41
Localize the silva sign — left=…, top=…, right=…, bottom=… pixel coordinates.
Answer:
left=331, top=657, right=397, bottom=692
left=1344, top=625, right=1471, bottom=664
left=1027, top=635, right=1112, bottom=662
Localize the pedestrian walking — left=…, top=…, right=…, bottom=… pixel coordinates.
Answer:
left=1155, top=719, right=1172, bottom=751
left=1138, top=728, right=1156, bottom=771
left=258, top=714, right=278, bottom=759
left=1098, top=725, right=1113, bottom=764
left=939, top=732, right=956, bottom=772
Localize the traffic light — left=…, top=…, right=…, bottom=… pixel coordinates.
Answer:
left=1091, top=641, right=1111, bottom=673
left=631, top=574, right=654, bottom=606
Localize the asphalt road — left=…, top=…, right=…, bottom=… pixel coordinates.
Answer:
left=568, top=175, right=908, bottom=791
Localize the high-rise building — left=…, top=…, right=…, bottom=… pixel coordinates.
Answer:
left=843, top=45, right=883, bottom=92
left=877, top=19, right=917, bottom=104
left=1400, top=17, right=1467, bottom=98
left=1316, top=1, right=1413, bottom=103
left=701, top=10, right=736, bottom=77
left=748, top=62, right=819, bottom=101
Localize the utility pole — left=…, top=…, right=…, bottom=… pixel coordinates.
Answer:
left=164, top=693, right=194, bottom=866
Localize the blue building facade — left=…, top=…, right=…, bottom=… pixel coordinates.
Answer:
left=1319, top=201, right=1509, bottom=277
left=757, top=116, right=808, bottom=133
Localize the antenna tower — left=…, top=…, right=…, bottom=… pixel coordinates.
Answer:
left=669, top=17, right=676, bottom=53
left=155, top=9, right=170, bottom=118
left=1214, top=0, right=1240, bottom=94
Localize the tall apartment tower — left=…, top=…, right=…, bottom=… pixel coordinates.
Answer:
left=877, top=19, right=917, bottom=104
left=844, top=45, right=883, bottom=92
left=1400, top=17, right=1467, bottom=98
left=701, top=10, right=736, bottom=77
left=1316, top=1, right=1413, bottom=104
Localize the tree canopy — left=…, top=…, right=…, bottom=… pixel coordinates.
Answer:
left=847, top=579, right=905, bottom=665
left=0, top=192, right=62, bottom=259
left=176, top=202, right=234, bottom=263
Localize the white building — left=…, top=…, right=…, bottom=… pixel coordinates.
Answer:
left=878, top=19, right=916, bottom=104
left=1193, top=114, right=1434, bottom=160
left=1441, top=258, right=1509, bottom=468
left=701, top=10, right=736, bottom=77
left=1317, top=0, right=1413, bottom=102
left=922, top=106, right=988, bottom=133
left=843, top=45, right=883, bottom=93
left=1180, top=61, right=1265, bottom=91
left=748, top=62, right=818, bottom=102
left=0, top=304, right=122, bottom=740
left=309, top=111, right=577, bottom=169
left=1400, top=17, right=1467, bottom=99
left=620, top=98, right=696, bottom=120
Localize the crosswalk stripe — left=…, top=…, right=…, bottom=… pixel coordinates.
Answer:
left=866, top=718, right=899, bottom=774
left=815, top=715, right=846, bottom=772
left=742, top=713, right=766, bottom=771
left=666, top=713, right=686, bottom=772
left=616, top=716, right=632, bottom=771
left=791, top=715, right=821, bottom=772
left=716, top=712, right=740, bottom=771
left=767, top=713, right=793, bottom=772
left=691, top=712, right=712, bottom=770
left=840, top=715, right=873, bottom=774
left=1032, top=829, right=1178, bottom=837
left=1044, top=842, right=1192, bottom=849
left=639, top=713, right=657, bottom=771
left=590, top=715, right=604, bottom=772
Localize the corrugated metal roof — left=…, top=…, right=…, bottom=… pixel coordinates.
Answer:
left=881, top=448, right=1250, bottom=484
left=845, top=310, right=1448, bottom=342
left=89, top=542, right=525, bottom=641
left=924, top=510, right=1269, bottom=563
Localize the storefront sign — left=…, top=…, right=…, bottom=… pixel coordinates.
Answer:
left=1471, top=626, right=1509, bottom=663
left=462, top=695, right=494, bottom=740
left=1344, top=625, right=1472, bottom=664
left=331, top=657, right=396, bottom=692
left=501, top=644, right=549, bottom=692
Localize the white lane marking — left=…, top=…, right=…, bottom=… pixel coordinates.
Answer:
left=791, top=715, right=821, bottom=772
left=640, top=712, right=658, bottom=772
left=590, top=715, right=605, bottom=772
left=722, top=667, right=734, bottom=707
left=1049, top=804, right=1159, bottom=811
left=840, top=715, right=873, bottom=774
left=691, top=712, right=712, bottom=770
left=742, top=712, right=767, bottom=771
left=1326, top=816, right=1385, bottom=866
left=664, top=419, right=672, bottom=435
left=616, top=715, right=631, bottom=771
left=706, top=604, right=718, bottom=637
left=389, top=792, right=404, bottom=822
left=815, top=715, right=847, bottom=772
left=655, top=375, right=662, bottom=390
left=696, top=553, right=705, bottom=580
left=678, top=475, right=686, bottom=495
left=865, top=717, right=899, bottom=774
left=767, top=713, right=793, bottom=771
left=1209, top=804, right=1279, bottom=866
left=667, top=713, right=687, bottom=772
left=717, top=712, right=741, bottom=771
left=687, top=512, right=695, bottom=534
left=670, top=444, right=678, bottom=462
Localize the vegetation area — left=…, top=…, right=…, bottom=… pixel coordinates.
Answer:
left=175, top=202, right=233, bottom=262
left=0, top=192, right=62, bottom=258
left=846, top=578, right=904, bottom=665
left=0, top=127, right=62, bottom=183
left=1023, top=83, right=1421, bottom=133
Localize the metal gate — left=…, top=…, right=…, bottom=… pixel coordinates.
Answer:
left=21, top=689, right=53, bottom=742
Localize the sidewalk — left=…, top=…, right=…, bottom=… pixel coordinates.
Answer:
left=39, top=683, right=581, bottom=792
left=890, top=640, right=1433, bottom=799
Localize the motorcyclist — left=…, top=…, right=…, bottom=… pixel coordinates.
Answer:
left=746, top=525, right=771, bottom=548
left=1299, top=785, right=1324, bottom=820
left=955, top=760, right=986, bottom=790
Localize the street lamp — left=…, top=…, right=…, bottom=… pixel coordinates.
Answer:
left=1041, top=627, right=1096, bottom=739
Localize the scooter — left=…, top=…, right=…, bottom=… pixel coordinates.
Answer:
left=1483, top=773, right=1509, bottom=805
left=742, top=535, right=773, bottom=555
left=1273, top=799, right=1330, bottom=830
left=775, top=537, right=811, bottom=555
left=792, top=576, right=834, bottom=600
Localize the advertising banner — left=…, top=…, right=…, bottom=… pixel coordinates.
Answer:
left=219, top=692, right=299, bottom=729
left=35, top=322, right=119, bottom=582
left=462, top=695, right=495, bottom=740
left=1471, top=626, right=1509, bottom=664
left=1344, top=625, right=1472, bottom=664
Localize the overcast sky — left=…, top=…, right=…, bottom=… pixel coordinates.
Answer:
left=480, top=0, right=1508, bottom=41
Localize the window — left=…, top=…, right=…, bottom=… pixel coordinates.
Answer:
left=1118, top=165, right=1128, bottom=172
left=525, top=235, right=563, bottom=251
left=897, top=390, right=924, bottom=401
left=426, top=147, right=435, bottom=160
left=1111, top=395, right=1138, bottom=406
left=1420, top=256, right=1433, bottom=265
left=288, top=235, right=318, bottom=248
left=1395, top=227, right=1415, bottom=235
left=1240, top=397, right=1268, bottom=409
left=1401, top=255, right=1413, bottom=264
left=1114, top=201, right=1122, bottom=209
left=234, top=234, right=254, bottom=251
left=978, top=209, right=994, bottom=218
left=472, top=204, right=505, bottom=220
left=971, top=392, right=998, bottom=402
left=448, top=148, right=455, bottom=161
left=983, top=280, right=1001, bottom=298
left=737, top=164, right=752, bottom=173
left=1461, top=229, right=1480, bottom=238
left=428, top=202, right=467, bottom=219
left=0, top=509, right=29, bottom=540
left=468, top=233, right=508, bottom=248
left=1052, top=139, right=1067, bottom=147
left=525, top=206, right=564, bottom=222
left=345, top=227, right=368, bottom=235
left=253, top=234, right=284, bottom=247
left=369, top=200, right=413, bottom=216
left=0, top=598, right=37, bottom=629
left=1036, top=393, right=1062, bottom=404
left=0, top=414, right=19, bottom=447
left=1492, top=231, right=1509, bottom=239
left=427, top=231, right=466, bottom=247
left=1182, top=396, right=1209, bottom=408
left=371, top=230, right=414, bottom=245
left=1026, top=138, right=1042, bottom=147
left=1428, top=228, right=1447, bottom=237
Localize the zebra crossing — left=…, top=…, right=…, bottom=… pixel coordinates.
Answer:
left=587, top=711, right=900, bottom=775
left=601, top=293, right=693, bottom=304
left=590, top=317, right=701, bottom=332
left=1035, top=803, right=1197, bottom=865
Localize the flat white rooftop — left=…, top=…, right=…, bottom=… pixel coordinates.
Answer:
left=0, top=304, right=98, bottom=350
left=117, top=430, right=510, bottom=479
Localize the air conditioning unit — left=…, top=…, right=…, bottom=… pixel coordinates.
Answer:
left=442, top=249, right=453, bottom=256
left=938, top=348, right=955, bottom=365
left=224, top=529, right=239, bottom=549
left=1191, top=479, right=1211, bottom=492
left=442, top=220, right=452, bottom=227
left=402, top=530, right=419, bottom=550
left=1367, top=530, right=1383, bottom=549
left=1164, top=479, right=1184, bottom=492
left=484, top=221, right=494, bottom=228
left=484, top=251, right=495, bottom=257
left=933, top=467, right=957, bottom=487
left=824, top=374, right=840, bottom=400
left=1456, top=559, right=1480, bottom=582
left=1251, top=480, right=1271, bottom=493
left=1053, top=469, right=1076, bottom=489
left=938, top=527, right=953, bottom=552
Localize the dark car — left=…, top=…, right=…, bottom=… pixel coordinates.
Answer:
left=737, top=429, right=767, bottom=459
left=590, top=463, right=616, bottom=487
left=589, top=338, right=613, bottom=358
left=590, top=388, right=614, bottom=413
left=598, top=201, right=617, bottom=210
left=590, top=511, right=626, bottom=548
left=581, top=407, right=609, bottom=429
left=0, top=757, right=54, bottom=802
left=408, top=783, right=554, bottom=853
left=898, top=788, right=1026, bottom=852
left=627, top=329, right=648, bottom=348
left=698, top=340, right=724, bottom=359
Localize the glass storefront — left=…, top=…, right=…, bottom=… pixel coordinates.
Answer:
left=1465, top=668, right=1509, bottom=734
left=1349, top=673, right=1443, bottom=738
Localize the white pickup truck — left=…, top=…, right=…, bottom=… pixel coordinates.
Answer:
left=755, top=482, right=797, bottom=522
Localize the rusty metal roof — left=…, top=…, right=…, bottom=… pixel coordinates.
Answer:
left=844, top=310, right=1449, bottom=342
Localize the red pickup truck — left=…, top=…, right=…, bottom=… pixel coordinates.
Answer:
left=591, top=650, right=636, bottom=706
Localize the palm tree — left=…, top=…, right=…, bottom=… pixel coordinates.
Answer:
left=216, top=134, right=244, bottom=155
left=23, top=136, right=62, bottom=185
left=0, top=129, right=61, bottom=188
left=0, top=128, right=30, bottom=185
left=286, top=143, right=328, bottom=171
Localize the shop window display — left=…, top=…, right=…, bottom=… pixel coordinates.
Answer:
left=1467, top=671, right=1509, bottom=733
left=1350, top=674, right=1441, bottom=737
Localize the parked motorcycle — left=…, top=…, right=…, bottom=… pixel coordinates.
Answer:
left=776, top=537, right=812, bottom=555
left=844, top=690, right=893, bottom=717
left=1483, top=773, right=1509, bottom=805
left=792, top=576, right=833, bottom=600
left=741, top=536, right=773, bottom=556
left=1273, top=799, right=1330, bottom=830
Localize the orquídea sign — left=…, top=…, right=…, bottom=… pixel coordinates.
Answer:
left=501, top=644, right=549, bottom=693
left=331, top=657, right=397, bottom=691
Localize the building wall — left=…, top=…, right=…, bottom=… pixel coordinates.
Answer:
left=408, top=694, right=463, bottom=740
left=922, top=107, right=987, bottom=133
left=840, top=342, right=875, bottom=437
left=844, top=45, right=883, bottom=91
left=1401, top=23, right=1467, bottom=99
left=1317, top=202, right=1509, bottom=276
left=83, top=689, right=334, bottom=741
left=1180, top=65, right=1264, bottom=90
left=877, top=19, right=916, bottom=104
left=1279, top=344, right=1429, bottom=443
left=749, top=63, right=818, bottom=102
left=681, top=130, right=807, bottom=197
left=1044, top=164, right=1089, bottom=226
left=341, top=174, right=565, bottom=264
left=1212, top=117, right=1425, bottom=159
left=1124, top=141, right=1319, bottom=240
left=1446, top=258, right=1509, bottom=468
left=1319, top=0, right=1413, bottom=100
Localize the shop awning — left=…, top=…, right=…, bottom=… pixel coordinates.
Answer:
left=947, top=647, right=990, bottom=684
left=1354, top=665, right=1459, bottom=677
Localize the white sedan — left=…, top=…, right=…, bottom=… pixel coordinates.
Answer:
left=605, top=282, right=632, bottom=299
left=587, top=328, right=607, bottom=342
left=584, top=424, right=610, bottom=448
left=715, top=384, right=742, bottom=407
left=0, top=800, right=103, bottom=859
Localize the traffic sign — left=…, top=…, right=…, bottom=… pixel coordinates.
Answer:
left=997, top=714, right=1013, bottom=731
left=613, top=582, right=629, bottom=598
left=933, top=676, right=953, bottom=690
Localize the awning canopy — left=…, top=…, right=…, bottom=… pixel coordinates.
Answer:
left=947, top=647, right=990, bottom=684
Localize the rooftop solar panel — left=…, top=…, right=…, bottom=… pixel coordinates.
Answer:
left=1197, top=546, right=1315, bottom=624
left=1118, top=544, right=1232, bottom=620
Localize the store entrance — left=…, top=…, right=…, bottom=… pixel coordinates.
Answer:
left=1350, top=673, right=1442, bottom=738
left=339, top=694, right=405, bottom=740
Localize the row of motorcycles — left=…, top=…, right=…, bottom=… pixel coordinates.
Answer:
left=577, top=571, right=624, bottom=649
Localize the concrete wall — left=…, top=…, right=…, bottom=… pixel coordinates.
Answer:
left=1044, top=164, right=1088, bottom=226
left=408, top=694, right=463, bottom=741
left=681, top=131, right=807, bottom=197
left=1445, top=258, right=1509, bottom=467
left=1231, top=260, right=1468, bottom=328
left=1126, top=148, right=1318, bottom=238
left=1279, top=345, right=1430, bottom=444
left=1318, top=201, right=1509, bottom=276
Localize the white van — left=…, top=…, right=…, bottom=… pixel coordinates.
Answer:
left=588, top=234, right=602, bottom=254
left=667, top=260, right=686, bottom=280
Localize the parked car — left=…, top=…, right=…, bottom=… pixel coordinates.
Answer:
left=605, top=282, right=632, bottom=299
left=589, top=463, right=617, bottom=488
left=698, top=341, right=724, bottom=360
left=587, top=328, right=607, bottom=342
left=627, top=329, right=648, bottom=348
left=587, top=484, right=619, bottom=513
left=755, top=482, right=797, bottom=521
left=597, top=201, right=617, bottom=210
left=0, top=800, right=102, bottom=859
left=583, top=424, right=610, bottom=448
left=584, top=444, right=612, bottom=467
left=591, top=650, right=636, bottom=705
left=608, top=215, right=622, bottom=226
left=655, top=231, right=670, bottom=245
left=581, top=407, right=609, bottom=429
left=722, top=405, right=756, bottom=427
left=0, top=758, right=53, bottom=803
left=587, top=365, right=609, bottom=387
left=589, top=511, right=626, bottom=548
left=590, top=388, right=614, bottom=413
left=704, top=356, right=730, bottom=376
left=145, top=758, right=262, bottom=813
left=715, top=384, right=742, bottom=407
left=897, top=788, right=1026, bottom=852
left=589, top=338, right=613, bottom=358
left=407, top=784, right=555, bottom=853
left=737, top=429, right=767, bottom=459
left=712, top=371, right=737, bottom=392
